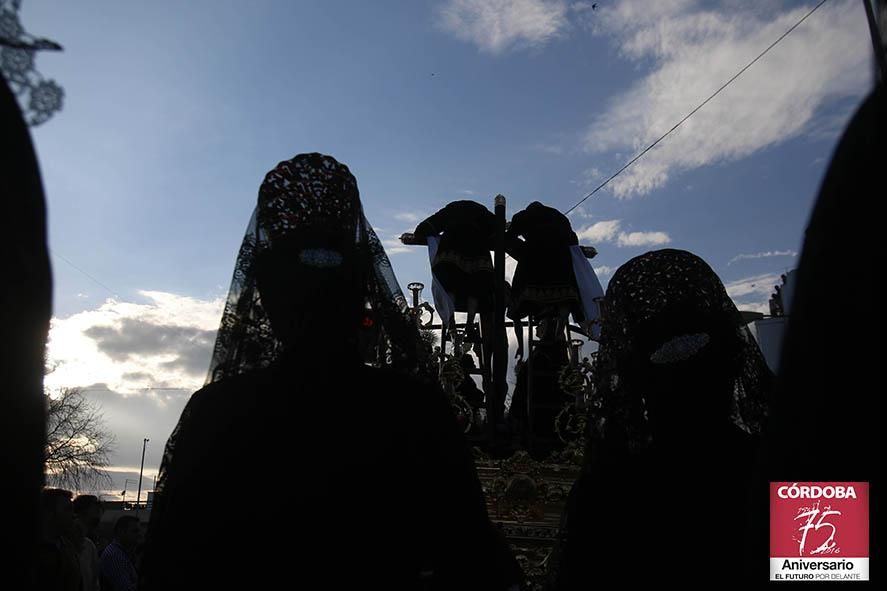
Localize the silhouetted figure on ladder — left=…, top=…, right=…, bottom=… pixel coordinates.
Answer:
left=412, top=200, right=498, bottom=385
left=505, top=202, right=584, bottom=360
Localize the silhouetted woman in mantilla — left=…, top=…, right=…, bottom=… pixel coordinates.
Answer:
left=553, top=249, right=771, bottom=588
left=141, top=154, right=522, bottom=590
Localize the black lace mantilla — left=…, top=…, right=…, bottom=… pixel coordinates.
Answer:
left=207, top=153, right=414, bottom=383
left=591, top=249, right=771, bottom=450
left=0, top=0, right=63, bottom=126
left=156, top=154, right=423, bottom=496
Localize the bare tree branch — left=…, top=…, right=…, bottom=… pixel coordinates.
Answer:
left=44, top=387, right=115, bottom=491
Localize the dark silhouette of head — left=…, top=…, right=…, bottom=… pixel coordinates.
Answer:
left=113, top=515, right=141, bottom=551
left=206, top=152, right=421, bottom=382
left=600, top=249, right=747, bottom=446
left=253, top=154, right=366, bottom=351
left=72, top=494, right=101, bottom=537
left=41, top=488, right=75, bottom=540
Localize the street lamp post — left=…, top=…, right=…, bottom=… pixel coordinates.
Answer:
left=136, top=438, right=149, bottom=512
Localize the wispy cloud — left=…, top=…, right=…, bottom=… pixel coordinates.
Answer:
left=616, top=231, right=671, bottom=247
left=437, top=0, right=569, bottom=53
left=724, top=272, right=784, bottom=314
left=576, top=219, right=671, bottom=247
left=803, top=99, right=863, bottom=142
left=735, top=300, right=771, bottom=315
left=728, top=249, right=798, bottom=265
left=577, top=167, right=604, bottom=188
left=582, top=0, right=870, bottom=197
left=724, top=272, right=781, bottom=300
left=566, top=206, right=594, bottom=219
left=394, top=212, right=422, bottom=223
left=459, top=189, right=476, bottom=195
left=382, top=238, right=412, bottom=255
left=577, top=219, right=621, bottom=242
left=593, top=265, right=613, bottom=276
left=103, top=465, right=161, bottom=477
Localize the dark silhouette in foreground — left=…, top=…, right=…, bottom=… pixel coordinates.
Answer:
left=100, top=515, right=139, bottom=591
left=555, top=249, right=772, bottom=587
left=1, top=74, right=52, bottom=590
left=141, top=153, right=521, bottom=590
left=766, top=83, right=885, bottom=575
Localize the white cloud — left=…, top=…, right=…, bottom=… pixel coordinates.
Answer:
left=584, top=167, right=603, bottom=182
left=577, top=219, right=621, bottom=242
left=724, top=272, right=782, bottom=300
left=571, top=167, right=606, bottom=190
left=728, top=249, right=798, bottom=265
left=394, top=212, right=422, bottom=223
left=736, top=300, right=771, bottom=315
left=45, top=291, right=227, bottom=494
left=459, top=189, right=476, bottom=195
left=593, top=265, right=613, bottom=276
left=566, top=205, right=594, bottom=219
left=803, top=99, right=862, bottom=142
left=382, top=238, right=413, bottom=255
left=583, top=0, right=870, bottom=197
left=724, top=272, right=786, bottom=315
left=103, top=464, right=161, bottom=477
left=616, top=230, right=671, bottom=247
left=438, top=0, right=569, bottom=53
left=576, top=219, right=671, bottom=247
left=46, top=291, right=225, bottom=395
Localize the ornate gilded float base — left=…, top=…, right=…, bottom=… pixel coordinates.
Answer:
left=474, top=449, right=583, bottom=590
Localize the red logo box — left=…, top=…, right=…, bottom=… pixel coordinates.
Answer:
left=770, top=482, right=869, bottom=582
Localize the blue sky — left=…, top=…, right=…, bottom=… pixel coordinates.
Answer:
left=17, top=0, right=874, bottom=493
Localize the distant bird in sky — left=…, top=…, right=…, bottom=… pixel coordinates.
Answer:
left=592, top=3, right=597, bottom=9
